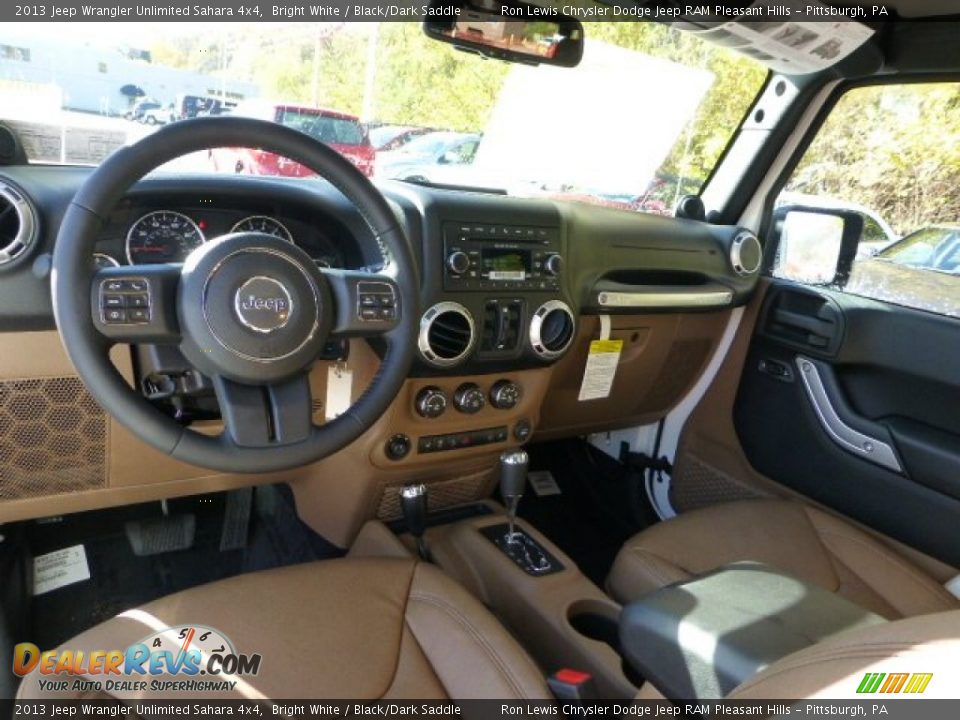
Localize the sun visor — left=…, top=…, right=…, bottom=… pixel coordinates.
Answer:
left=668, top=0, right=876, bottom=75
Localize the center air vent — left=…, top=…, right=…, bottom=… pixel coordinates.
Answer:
left=530, top=300, right=575, bottom=360
left=0, top=181, right=37, bottom=268
left=418, top=302, right=476, bottom=368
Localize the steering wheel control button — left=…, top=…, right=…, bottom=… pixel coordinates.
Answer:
left=454, top=382, right=486, bottom=414
left=98, top=276, right=152, bottom=324
left=233, top=276, right=293, bottom=334
left=385, top=434, right=412, bottom=461
left=356, top=282, right=398, bottom=323
left=415, top=386, right=448, bottom=419
left=490, top=379, right=521, bottom=410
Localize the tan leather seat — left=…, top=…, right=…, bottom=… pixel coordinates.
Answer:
left=728, top=609, right=960, bottom=699
left=608, top=499, right=958, bottom=619
left=18, top=558, right=550, bottom=700
left=636, top=609, right=960, bottom=700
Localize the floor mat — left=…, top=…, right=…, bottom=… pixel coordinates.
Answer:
left=511, top=438, right=658, bottom=587
left=22, top=484, right=342, bottom=649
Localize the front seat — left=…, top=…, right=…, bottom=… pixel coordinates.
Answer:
left=728, top=609, right=960, bottom=699
left=608, top=499, right=958, bottom=619
left=634, top=608, right=960, bottom=700
left=18, top=558, right=551, bottom=700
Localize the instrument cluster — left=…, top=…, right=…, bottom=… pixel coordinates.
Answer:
left=95, top=201, right=349, bottom=270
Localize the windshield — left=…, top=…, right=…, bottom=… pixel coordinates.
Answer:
left=2, top=22, right=765, bottom=214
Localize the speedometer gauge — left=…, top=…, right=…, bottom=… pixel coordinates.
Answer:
left=230, top=215, right=293, bottom=242
left=126, top=210, right=205, bottom=265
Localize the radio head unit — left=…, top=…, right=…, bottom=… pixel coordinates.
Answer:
left=443, top=222, right=563, bottom=292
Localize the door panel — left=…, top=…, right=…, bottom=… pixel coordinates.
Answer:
left=734, top=282, right=960, bottom=566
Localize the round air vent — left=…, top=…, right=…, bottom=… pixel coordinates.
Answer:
left=0, top=181, right=38, bottom=268
left=418, top=302, right=476, bottom=368
left=730, top=231, right=762, bottom=276
left=530, top=300, right=575, bottom=360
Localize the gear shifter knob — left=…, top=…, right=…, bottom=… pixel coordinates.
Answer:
left=499, top=450, right=529, bottom=543
left=400, top=484, right=430, bottom=560
left=499, top=450, right=529, bottom=499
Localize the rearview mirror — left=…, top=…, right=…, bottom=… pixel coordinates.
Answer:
left=423, top=0, right=585, bottom=67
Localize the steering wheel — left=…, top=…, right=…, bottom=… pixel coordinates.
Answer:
left=51, top=118, right=418, bottom=473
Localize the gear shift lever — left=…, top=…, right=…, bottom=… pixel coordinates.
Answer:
left=499, top=450, right=529, bottom=543
left=400, top=484, right=430, bottom=561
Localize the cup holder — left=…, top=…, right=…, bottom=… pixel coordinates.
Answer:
left=567, top=599, right=644, bottom=687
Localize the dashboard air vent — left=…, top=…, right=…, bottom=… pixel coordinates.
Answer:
left=418, top=302, right=476, bottom=368
left=530, top=300, right=575, bottom=360
left=730, top=231, right=762, bottom=276
left=0, top=181, right=38, bottom=268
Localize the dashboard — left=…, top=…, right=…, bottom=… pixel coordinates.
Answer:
left=0, top=163, right=764, bottom=531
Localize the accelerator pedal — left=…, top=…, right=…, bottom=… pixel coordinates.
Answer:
left=219, top=487, right=254, bottom=552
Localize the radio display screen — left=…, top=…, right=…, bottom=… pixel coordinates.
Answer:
left=482, top=249, right=530, bottom=280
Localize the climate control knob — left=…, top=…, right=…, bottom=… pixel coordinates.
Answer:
left=544, top=254, right=564, bottom=277
left=415, top=386, right=448, bottom=419
left=490, top=380, right=521, bottom=410
left=446, top=251, right=470, bottom=275
left=453, top=383, right=486, bottom=414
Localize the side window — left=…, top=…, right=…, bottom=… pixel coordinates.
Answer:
left=774, top=82, right=960, bottom=318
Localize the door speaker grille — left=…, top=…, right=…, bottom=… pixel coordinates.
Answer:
left=0, top=377, right=107, bottom=499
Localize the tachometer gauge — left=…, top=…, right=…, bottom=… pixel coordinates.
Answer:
left=230, top=215, right=293, bottom=242
left=126, top=210, right=205, bottom=265
left=92, top=253, right=120, bottom=270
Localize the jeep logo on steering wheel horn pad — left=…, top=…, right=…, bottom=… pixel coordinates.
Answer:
left=234, top=276, right=293, bottom=334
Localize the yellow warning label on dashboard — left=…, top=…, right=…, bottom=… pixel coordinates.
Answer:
left=578, top=339, right=624, bottom=401
left=589, top=340, right=624, bottom=354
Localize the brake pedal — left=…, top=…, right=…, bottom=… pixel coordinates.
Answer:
left=125, top=514, right=196, bottom=557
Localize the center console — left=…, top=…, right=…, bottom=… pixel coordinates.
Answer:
left=352, top=451, right=641, bottom=699
left=619, top=563, right=887, bottom=700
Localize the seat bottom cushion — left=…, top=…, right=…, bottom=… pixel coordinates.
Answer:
left=606, top=499, right=957, bottom=619
left=18, top=558, right=550, bottom=700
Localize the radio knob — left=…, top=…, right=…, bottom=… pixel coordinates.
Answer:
left=453, top=383, right=486, bottom=414
left=415, top=386, right=448, bottom=419
left=490, top=380, right=521, bottom=410
left=544, top=254, right=564, bottom=277
left=447, top=251, right=470, bottom=275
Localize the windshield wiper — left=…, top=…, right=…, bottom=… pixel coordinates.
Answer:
left=397, top=178, right=508, bottom=195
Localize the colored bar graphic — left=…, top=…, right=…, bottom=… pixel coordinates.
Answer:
left=858, top=673, right=886, bottom=693
left=904, top=673, right=934, bottom=694
left=857, top=672, right=933, bottom=694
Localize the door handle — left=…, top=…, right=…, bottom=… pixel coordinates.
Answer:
left=795, top=356, right=902, bottom=473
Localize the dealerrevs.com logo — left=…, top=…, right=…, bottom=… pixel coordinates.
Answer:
left=13, top=625, right=262, bottom=696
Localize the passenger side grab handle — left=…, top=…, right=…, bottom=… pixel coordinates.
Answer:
left=796, top=356, right=902, bottom=473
